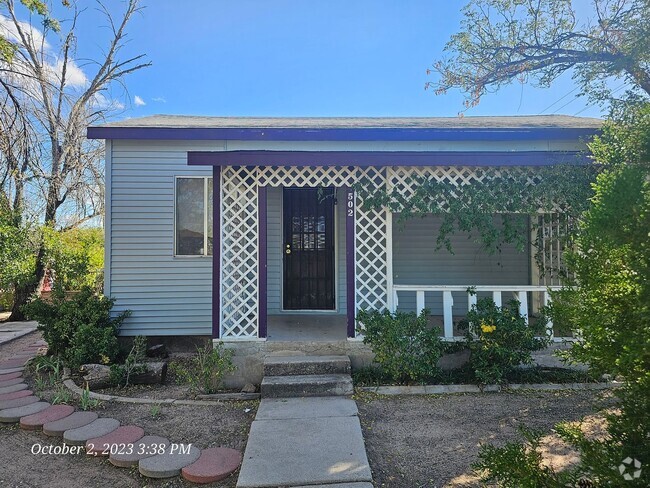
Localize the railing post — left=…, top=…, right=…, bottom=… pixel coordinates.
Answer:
left=492, top=291, right=502, bottom=307
left=467, top=292, right=477, bottom=312
left=416, top=291, right=425, bottom=316
left=544, top=291, right=554, bottom=340
left=517, top=290, right=528, bottom=324
left=443, top=291, right=454, bottom=338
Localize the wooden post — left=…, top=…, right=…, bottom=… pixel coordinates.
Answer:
left=517, top=290, right=529, bottom=324
left=416, top=291, right=425, bottom=316
left=492, top=291, right=502, bottom=308
left=544, top=291, right=554, bottom=340
left=443, top=291, right=454, bottom=338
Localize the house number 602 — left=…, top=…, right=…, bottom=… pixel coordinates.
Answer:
left=347, top=191, right=354, bottom=217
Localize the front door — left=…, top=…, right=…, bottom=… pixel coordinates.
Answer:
left=283, top=187, right=336, bottom=310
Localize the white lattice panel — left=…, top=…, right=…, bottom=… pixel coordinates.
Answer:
left=387, top=166, right=541, bottom=211
left=221, top=166, right=259, bottom=338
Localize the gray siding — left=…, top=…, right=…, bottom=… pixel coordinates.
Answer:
left=393, top=214, right=530, bottom=315
left=266, top=187, right=347, bottom=314
left=109, top=140, right=220, bottom=336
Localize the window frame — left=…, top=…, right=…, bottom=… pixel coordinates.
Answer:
left=174, top=175, right=213, bottom=258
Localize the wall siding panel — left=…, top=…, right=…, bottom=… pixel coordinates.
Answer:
left=109, top=140, right=220, bottom=336
left=393, top=214, right=530, bottom=315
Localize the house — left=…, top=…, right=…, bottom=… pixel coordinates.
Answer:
left=87, top=115, right=601, bottom=385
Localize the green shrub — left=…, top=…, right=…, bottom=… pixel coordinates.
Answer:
left=23, top=286, right=130, bottom=369
left=170, top=342, right=235, bottom=394
left=357, top=309, right=444, bottom=383
left=463, top=297, right=548, bottom=385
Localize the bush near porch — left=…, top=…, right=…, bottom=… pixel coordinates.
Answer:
left=356, top=299, right=553, bottom=386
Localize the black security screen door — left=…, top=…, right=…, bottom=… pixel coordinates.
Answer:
left=283, top=187, right=335, bottom=310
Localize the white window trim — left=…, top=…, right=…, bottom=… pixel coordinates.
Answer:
left=174, top=175, right=213, bottom=258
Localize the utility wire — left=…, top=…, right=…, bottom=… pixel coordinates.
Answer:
left=539, top=86, right=581, bottom=114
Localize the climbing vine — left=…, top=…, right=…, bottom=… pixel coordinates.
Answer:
left=354, top=163, right=597, bottom=280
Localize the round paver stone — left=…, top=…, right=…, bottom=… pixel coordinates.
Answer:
left=20, top=405, right=75, bottom=430
left=0, top=371, right=22, bottom=382
left=0, top=389, right=33, bottom=401
left=181, top=447, right=243, bottom=484
left=0, top=359, right=27, bottom=370
left=0, top=401, right=50, bottom=423
left=0, top=383, right=28, bottom=395
left=139, top=445, right=201, bottom=479
left=86, top=425, right=145, bottom=456
left=0, top=367, right=24, bottom=375
left=0, top=395, right=39, bottom=410
left=43, top=411, right=98, bottom=437
left=63, top=417, right=120, bottom=446
left=109, top=435, right=171, bottom=468
left=0, top=377, right=24, bottom=388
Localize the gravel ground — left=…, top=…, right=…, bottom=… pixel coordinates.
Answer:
left=357, top=389, right=615, bottom=488
left=0, top=330, right=257, bottom=487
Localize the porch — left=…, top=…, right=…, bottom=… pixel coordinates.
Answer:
left=198, top=162, right=570, bottom=342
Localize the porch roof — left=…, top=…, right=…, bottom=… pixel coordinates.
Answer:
left=87, top=114, right=602, bottom=142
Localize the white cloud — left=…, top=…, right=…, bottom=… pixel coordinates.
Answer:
left=152, top=96, right=166, bottom=103
left=0, top=14, right=50, bottom=51
left=134, top=95, right=146, bottom=106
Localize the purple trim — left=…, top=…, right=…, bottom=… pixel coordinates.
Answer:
left=88, top=126, right=597, bottom=142
left=187, top=150, right=588, bottom=167
left=346, top=187, right=356, bottom=338
left=258, top=186, right=268, bottom=339
left=212, top=166, right=221, bottom=339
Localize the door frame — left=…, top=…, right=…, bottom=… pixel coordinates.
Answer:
left=280, top=186, right=339, bottom=313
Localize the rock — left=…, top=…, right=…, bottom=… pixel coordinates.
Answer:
left=241, top=383, right=256, bottom=394
left=129, top=362, right=168, bottom=385
left=81, top=361, right=168, bottom=389
left=80, top=364, right=111, bottom=388
left=146, top=344, right=168, bottom=359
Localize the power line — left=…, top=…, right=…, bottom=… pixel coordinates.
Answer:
left=573, top=84, right=627, bottom=116
left=539, top=86, right=581, bottom=114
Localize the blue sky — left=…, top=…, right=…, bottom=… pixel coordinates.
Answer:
left=53, top=0, right=606, bottom=119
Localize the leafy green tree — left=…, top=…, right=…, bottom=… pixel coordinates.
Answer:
left=429, top=0, right=650, bottom=110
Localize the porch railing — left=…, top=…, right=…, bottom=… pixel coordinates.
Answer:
left=391, top=285, right=564, bottom=341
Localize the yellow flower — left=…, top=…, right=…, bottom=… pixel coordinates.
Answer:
left=100, top=354, right=111, bottom=365
left=481, top=323, right=497, bottom=333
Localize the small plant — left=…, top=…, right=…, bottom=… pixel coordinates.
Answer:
left=357, top=309, right=444, bottom=383
left=79, top=383, right=101, bottom=411
left=33, top=375, right=49, bottom=393
left=109, top=336, right=148, bottom=387
left=171, top=342, right=236, bottom=394
left=22, top=285, right=130, bottom=369
left=150, top=404, right=162, bottom=419
left=31, top=355, right=63, bottom=382
left=51, top=383, right=73, bottom=405
left=463, top=297, right=549, bottom=385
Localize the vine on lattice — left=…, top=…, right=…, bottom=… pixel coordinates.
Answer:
left=356, top=164, right=596, bottom=281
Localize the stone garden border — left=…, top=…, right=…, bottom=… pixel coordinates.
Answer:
left=63, top=378, right=259, bottom=406
left=358, top=381, right=622, bottom=395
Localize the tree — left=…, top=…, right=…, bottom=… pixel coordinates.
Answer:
left=428, top=0, right=650, bottom=110
left=0, top=0, right=150, bottom=319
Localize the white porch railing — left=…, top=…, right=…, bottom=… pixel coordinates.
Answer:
left=391, top=285, right=563, bottom=341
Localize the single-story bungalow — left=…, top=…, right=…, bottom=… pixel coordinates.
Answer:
left=87, top=115, right=600, bottom=384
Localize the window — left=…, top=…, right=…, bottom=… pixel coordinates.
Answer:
left=175, top=176, right=213, bottom=256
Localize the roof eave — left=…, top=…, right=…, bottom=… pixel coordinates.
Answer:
left=86, top=126, right=599, bottom=142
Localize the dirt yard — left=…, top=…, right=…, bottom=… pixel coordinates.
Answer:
left=0, top=331, right=258, bottom=487
left=357, top=389, right=615, bottom=487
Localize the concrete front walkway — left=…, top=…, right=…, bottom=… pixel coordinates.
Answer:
left=0, top=321, right=39, bottom=346
left=237, top=397, right=373, bottom=488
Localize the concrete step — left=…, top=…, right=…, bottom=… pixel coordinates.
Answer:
left=264, top=355, right=351, bottom=376
left=261, top=374, right=353, bottom=398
